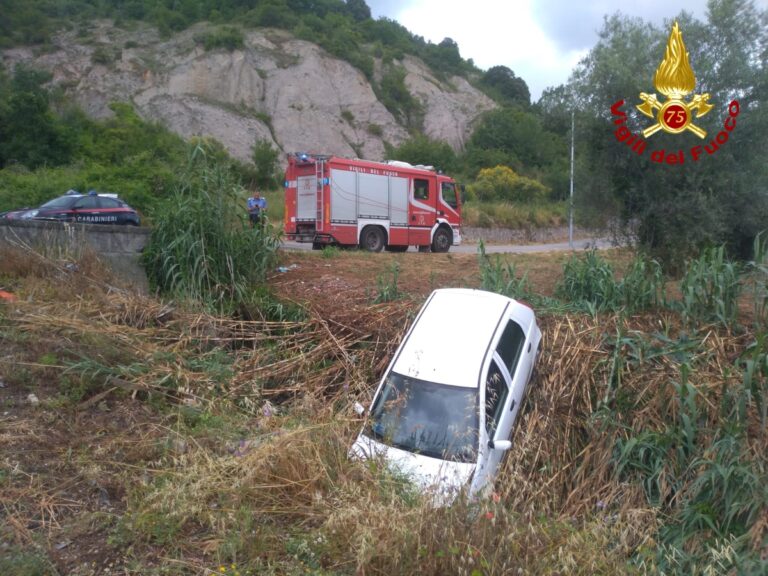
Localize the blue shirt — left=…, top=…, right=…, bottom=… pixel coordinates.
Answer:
left=247, top=197, right=267, bottom=212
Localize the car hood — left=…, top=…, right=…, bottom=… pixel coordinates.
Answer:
left=350, top=433, right=475, bottom=506
left=1, top=209, right=33, bottom=219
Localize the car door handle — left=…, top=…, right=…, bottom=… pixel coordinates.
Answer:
left=509, top=399, right=516, bottom=412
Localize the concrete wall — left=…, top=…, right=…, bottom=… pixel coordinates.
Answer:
left=0, top=219, right=150, bottom=291
left=462, top=225, right=585, bottom=244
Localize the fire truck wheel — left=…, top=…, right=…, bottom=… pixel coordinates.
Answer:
left=360, top=226, right=386, bottom=252
left=431, top=227, right=452, bottom=253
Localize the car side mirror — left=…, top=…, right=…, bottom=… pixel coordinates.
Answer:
left=488, top=439, right=512, bottom=451
left=353, top=401, right=366, bottom=416
left=460, top=184, right=467, bottom=204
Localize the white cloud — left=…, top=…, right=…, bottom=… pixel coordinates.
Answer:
left=395, top=0, right=577, bottom=99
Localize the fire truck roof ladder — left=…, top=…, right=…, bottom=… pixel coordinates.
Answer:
left=315, top=158, right=325, bottom=233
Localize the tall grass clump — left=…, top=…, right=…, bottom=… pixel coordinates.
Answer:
left=477, top=240, right=531, bottom=300
left=617, top=255, right=665, bottom=311
left=373, top=262, right=402, bottom=303
left=604, top=326, right=768, bottom=573
left=143, top=145, right=280, bottom=308
left=746, top=231, right=768, bottom=327
left=462, top=200, right=566, bottom=229
left=556, top=249, right=617, bottom=311
left=556, top=250, right=665, bottom=314
left=679, top=245, right=741, bottom=327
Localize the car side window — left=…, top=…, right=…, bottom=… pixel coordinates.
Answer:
left=441, top=182, right=457, bottom=208
left=485, top=358, right=509, bottom=436
left=74, top=197, right=99, bottom=209
left=497, top=320, right=526, bottom=380
left=99, top=197, right=120, bottom=208
left=414, top=178, right=429, bottom=200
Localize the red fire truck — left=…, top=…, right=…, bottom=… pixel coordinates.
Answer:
left=283, top=153, right=462, bottom=252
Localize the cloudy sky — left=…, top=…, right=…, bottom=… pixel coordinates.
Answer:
left=366, top=0, right=726, bottom=101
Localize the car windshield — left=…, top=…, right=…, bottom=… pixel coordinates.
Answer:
left=366, top=372, right=478, bottom=463
left=40, top=196, right=76, bottom=209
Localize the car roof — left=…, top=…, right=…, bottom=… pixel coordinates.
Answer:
left=57, top=193, right=119, bottom=199
left=391, top=288, right=532, bottom=388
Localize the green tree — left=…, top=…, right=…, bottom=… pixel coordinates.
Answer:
left=465, top=106, right=567, bottom=199
left=480, top=65, right=531, bottom=107
left=0, top=65, right=72, bottom=169
left=387, top=135, right=457, bottom=174
left=344, top=0, right=371, bottom=22
left=251, top=139, right=280, bottom=189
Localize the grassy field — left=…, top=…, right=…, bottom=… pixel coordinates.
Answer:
left=1, top=245, right=766, bottom=574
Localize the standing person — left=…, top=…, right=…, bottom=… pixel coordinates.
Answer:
left=247, top=190, right=267, bottom=226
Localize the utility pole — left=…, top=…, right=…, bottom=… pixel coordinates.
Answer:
left=569, top=110, right=575, bottom=249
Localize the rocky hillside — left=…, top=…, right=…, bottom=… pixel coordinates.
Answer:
left=1, top=22, right=496, bottom=162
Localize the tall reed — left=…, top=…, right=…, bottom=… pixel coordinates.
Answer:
left=143, top=145, right=280, bottom=309
left=678, top=246, right=741, bottom=328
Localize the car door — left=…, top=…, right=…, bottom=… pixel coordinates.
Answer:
left=480, top=353, right=513, bottom=481
left=471, top=352, right=512, bottom=493
left=97, top=196, right=125, bottom=224
left=495, top=318, right=530, bottom=438
left=71, top=195, right=101, bottom=223
left=472, top=318, right=530, bottom=494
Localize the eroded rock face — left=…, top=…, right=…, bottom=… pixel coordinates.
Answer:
left=1, top=22, right=495, bottom=162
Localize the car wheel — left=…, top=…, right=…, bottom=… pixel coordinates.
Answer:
left=431, top=227, right=452, bottom=253
left=360, top=226, right=385, bottom=252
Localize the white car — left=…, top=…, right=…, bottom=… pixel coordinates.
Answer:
left=350, top=288, right=542, bottom=504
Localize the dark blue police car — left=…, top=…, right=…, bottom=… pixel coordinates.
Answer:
left=1, top=191, right=140, bottom=226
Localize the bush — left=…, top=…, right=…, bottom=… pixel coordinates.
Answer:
left=200, top=26, right=244, bottom=52
left=469, top=165, right=548, bottom=203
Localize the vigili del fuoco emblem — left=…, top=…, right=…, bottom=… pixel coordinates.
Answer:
left=637, top=21, right=712, bottom=138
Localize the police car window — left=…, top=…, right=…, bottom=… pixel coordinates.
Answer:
left=41, top=196, right=76, bottom=209
left=441, top=182, right=457, bottom=208
left=74, top=197, right=99, bottom=209
left=414, top=179, right=429, bottom=200
left=485, top=359, right=509, bottom=435
left=99, top=197, right=120, bottom=208
left=497, top=320, right=526, bottom=379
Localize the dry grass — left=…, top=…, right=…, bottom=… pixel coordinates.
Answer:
left=2, top=246, right=766, bottom=574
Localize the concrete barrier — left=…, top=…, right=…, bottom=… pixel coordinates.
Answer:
left=461, top=225, right=589, bottom=244
left=0, top=219, right=150, bottom=291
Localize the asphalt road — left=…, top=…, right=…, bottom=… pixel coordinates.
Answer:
left=281, top=237, right=612, bottom=254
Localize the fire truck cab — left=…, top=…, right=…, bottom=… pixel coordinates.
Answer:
left=283, top=153, right=462, bottom=253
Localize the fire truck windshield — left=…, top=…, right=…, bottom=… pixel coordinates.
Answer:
left=366, top=372, right=478, bottom=462
left=441, top=182, right=458, bottom=208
